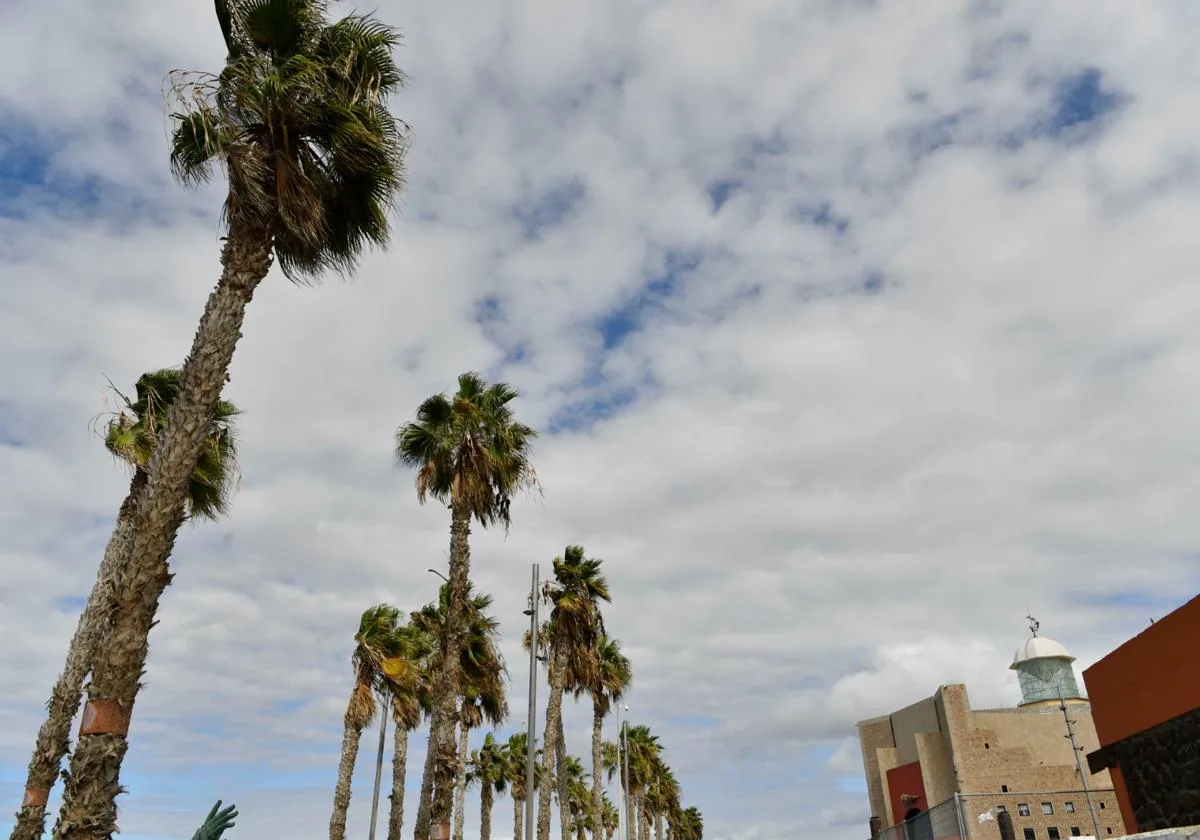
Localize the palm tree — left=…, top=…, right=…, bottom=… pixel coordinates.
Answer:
left=600, top=796, right=620, bottom=840
left=536, top=549, right=609, bottom=840
left=455, top=682, right=506, bottom=840
left=576, top=635, right=630, bottom=840
left=329, top=605, right=408, bottom=840
left=395, top=373, right=536, bottom=840
left=51, top=4, right=408, bottom=836
left=669, top=807, right=702, bottom=840
left=504, top=732, right=540, bottom=840
left=11, top=370, right=239, bottom=840
left=386, top=623, right=434, bottom=840
left=559, top=755, right=591, bottom=840
left=619, top=726, right=661, bottom=840
left=645, top=763, right=679, bottom=840
left=407, top=577, right=510, bottom=840
left=467, top=733, right=508, bottom=840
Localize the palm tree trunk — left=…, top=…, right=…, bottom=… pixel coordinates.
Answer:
left=330, top=705, right=367, bottom=840
left=554, top=717, right=570, bottom=840
left=416, top=503, right=472, bottom=840
left=480, top=784, right=494, bottom=840
left=513, top=795, right=522, bottom=840
left=589, top=704, right=604, bottom=840
left=655, top=814, right=664, bottom=840
left=453, top=722, right=468, bottom=840
left=51, top=227, right=273, bottom=840
left=10, top=472, right=144, bottom=840
left=387, top=723, right=409, bottom=840
left=370, top=700, right=390, bottom=840
left=536, top=651, right=566, bottom=840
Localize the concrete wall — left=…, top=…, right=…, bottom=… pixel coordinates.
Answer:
left=893, top=695, right=945, bottom=764
left=860, top=716, right=898, bottom=827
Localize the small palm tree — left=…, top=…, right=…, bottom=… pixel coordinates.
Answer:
left=409, top=580, right=508, bottom=840
left=536, top=548, right=609, bottom=840
left=559, top=755, right=591, bottom=840
left=455, top=683, right=506, bottom=840
left=385, top=623, right=434, bottom=840
left=576, top=635, right=631, bottom=838
left=51, top=1, right=409, bottom=835
left=620, top=726, right=662, bottom=840
left=11, top=370, right=238, bottom=840
left=395, top=373, right=536, bottom=840
left=329, top=605, right=407, bottom=840
left=504, top=732, right=542, bottom=840
left=645, top=762, right=679, bottom=840
left=669, top=806, right=702, bottom=840
left=467, top=733, right=508, bottom=840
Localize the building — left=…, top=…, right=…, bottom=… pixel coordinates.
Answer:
left=1082, top=592, right=1200, bottom=834
left=857, top=622, right=1126, bottom=840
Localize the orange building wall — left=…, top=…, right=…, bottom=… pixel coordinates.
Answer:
left=885, top=760, right=928, bottom=824
left=1082, top=592, right=1200, bottom=745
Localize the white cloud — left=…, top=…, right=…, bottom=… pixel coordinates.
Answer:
left=2, top=1, right=1200, bottom=839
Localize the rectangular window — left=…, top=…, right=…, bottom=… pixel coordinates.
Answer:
left=1024, top=830, right=1036, bottom=840
left=1048, top=828, right=1061, bottom=840
left=1100, top=803, right=1106, bottom=810
left=1071, top=828, right=1081, bottom=836
left=1018, top=804, right=1031, bottom=817
left=1065, top=802, right=1075, bottom=814
left=1042, top=803, right=1054, bottom=816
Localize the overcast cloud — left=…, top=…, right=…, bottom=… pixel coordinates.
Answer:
left=2, top=1, right=1199, bottom=839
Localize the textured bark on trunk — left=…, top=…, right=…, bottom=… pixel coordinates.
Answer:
left=535, top=650, right=566, bottom=840
left=415, top=503, right=471, bottom=840
left=10, top=472, right=144, bottom=840
left=589, top=703, right=604, bottom=840
left=330, top=711, right=366, bottom=840
left=387, top=723, right=409, bottom=840
left=480, top=784, right=493, bottom=840
left=453, top=722, right=468, bottom=840
left=655, top=813, right=664, bottom=840
left=51, top=227, right=272, bottom=840
left=554, top=716, right=570, bottom=840
left=512, top=796, right=522, bottom=840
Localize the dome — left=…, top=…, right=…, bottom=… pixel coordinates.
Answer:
left=1010, top=635, right=1075, bottom=669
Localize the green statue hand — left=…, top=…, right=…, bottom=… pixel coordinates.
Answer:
left=191, top=800, right=238, bottom=840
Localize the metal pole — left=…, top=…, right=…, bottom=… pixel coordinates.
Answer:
left=1059, top=685, right=1102, bottom=840
left=525, top=564, right=540, bottom=840
left=953, top=792, right=969, bottom=840
left=622, top=715, right=631, bottom=840
left=368, top=693, right=389, bottom=840
left=615, top=705, right=624, bottom=840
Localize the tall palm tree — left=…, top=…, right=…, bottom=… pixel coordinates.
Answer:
left=386, top=623, right=434, bottom=840
left=536, top=549, right=609, bottom=840
left=329, top=605, right=408, bottom=840
left=51, top=4, right=408, bottom=837
left=455, top=681, right=506, bottom=840
left=576, top=636, right=630, bottom=840
left=395, top=373, right=536, bottom=840
left=467, top=733, right=508, bottom=840
left=407, top=576, right=511, bottom=840
left=11, top=370, right=239, bottom=840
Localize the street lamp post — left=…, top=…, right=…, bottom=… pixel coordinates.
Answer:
left=621, top=704, right=631, bottom=840
left=523, top=564, right=540, bottom=840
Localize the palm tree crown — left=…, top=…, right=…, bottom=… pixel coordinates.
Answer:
left=395, top=372, right=538, bottom=528
left=169, top=0, right=409, bottom=280
left=105, top=368, right=240, bottom=519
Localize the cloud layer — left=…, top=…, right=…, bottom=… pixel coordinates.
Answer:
left=3, top=1, right=1200, bottom=839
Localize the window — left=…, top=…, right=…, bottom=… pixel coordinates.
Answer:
left=1107, top=830, right=1113, bottom=835
left=1024, top=830, right=1036, bottom=840
left=1099, top=803, right=1106, bottom=810
left=1064, top=802, right=1075, bottom=814
left=985, top=742, right=991, bottom=749
left=1071, top=828, right=1082, bottom=836
left=1018, top=804, right=1031, bottom=817
left=1042, top=803, right=1054, bottom=816
left=1048, top=829, right=1061, bottom=840
left=1002, top=785, right=1010, bottom=793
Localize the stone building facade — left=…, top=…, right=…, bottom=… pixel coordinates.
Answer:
left=858, top=629, right=1127, bottom=840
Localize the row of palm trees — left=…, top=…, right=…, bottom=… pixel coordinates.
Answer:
left=5, top=1, right=704, bottom=838
left=329, top=560, right=704, bottom=840
left=11, top=0, right=412, bottom=836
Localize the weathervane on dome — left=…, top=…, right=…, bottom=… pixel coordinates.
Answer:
left=1026, top=613, right=1040, bottom=637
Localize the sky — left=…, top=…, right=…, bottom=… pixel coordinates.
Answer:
left=2, top=0, right=1200, bottom=839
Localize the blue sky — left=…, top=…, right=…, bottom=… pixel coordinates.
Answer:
left=3, top=1, right=1200, bottom=840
